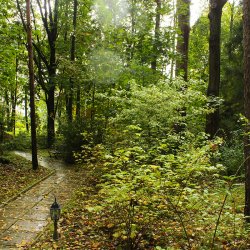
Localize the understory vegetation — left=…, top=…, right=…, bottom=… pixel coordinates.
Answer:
left=31, top=79, right=249, bottom=249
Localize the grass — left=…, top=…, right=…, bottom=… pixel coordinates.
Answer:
left=0, top=152, right=52, bottom=205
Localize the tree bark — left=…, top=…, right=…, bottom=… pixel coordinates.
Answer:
left=243, top=0, right=250, bottom=223
left=176, top=0, right=190, bottom=81
left=34, top=0, right=58, bottom=147
left=76, top=86, right=81, bottom=119
left=151, top=0, right=161, bottom=71
left=205, top=0, right=228, bottom=137
left=26, top=0, right=38, bottom=170
left=24, top=86, right=29, bottom=132
left=11, top=56, right=19, bottom=135
left=66, top=0, right=78, bottom=122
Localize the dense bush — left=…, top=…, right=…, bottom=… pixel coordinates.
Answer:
left=2, top=132, right=31, bottom=150
left=74, top=78, right=236, bottom=248
left=219, top=130, right=244, bottom=176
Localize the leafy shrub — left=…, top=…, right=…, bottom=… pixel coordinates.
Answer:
left=60, top=120, right=86, bottom=163
left=219, top=130, right=244, bottom=176
left=81, top=134, right=224, bottom=249
left=75, top=78, right=232, bottom=248
left=3, top=132, right=31, bottom=150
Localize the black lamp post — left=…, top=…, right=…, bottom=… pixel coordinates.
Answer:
left=50, top=197, right=61, bottom=240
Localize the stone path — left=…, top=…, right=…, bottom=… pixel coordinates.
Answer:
left=0, top=152, right=78, bottom=249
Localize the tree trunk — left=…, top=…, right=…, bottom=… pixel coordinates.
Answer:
left=47, top=86, right=55, bottom=148
left=67, top=0, right=78, bottom=122
left=26, top=0, right=38, bottom=170
left=205, top=0, right=228, bottom=137
left=10, top=90, right=16, bottom=135
left=228, top=1, right=235, bottom=58
left=151, top=0, right=161, bottom=71
left=24, top=86, right=29, bottom=132
left=243, top=0, right=250, bottom=223
left=76, top=86, right=81, bottom=119
left=11, top=56, right=19, bottom=135
left=32, top=0, right=59, bottom=148
left=5, top=91, right=11, bottom=131
left=176, top=0, right=190, bottom=81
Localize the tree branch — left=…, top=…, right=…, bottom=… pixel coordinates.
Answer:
left=16, top=0, right=27, bottom=32
left=32, top=42, right=49, bottom=69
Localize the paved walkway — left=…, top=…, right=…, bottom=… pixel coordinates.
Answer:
left=0, top=152, right=78, bottom=249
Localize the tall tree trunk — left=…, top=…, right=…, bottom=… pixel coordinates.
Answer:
left=151, top=0, right=161, bottom=71
left=11, top=57, right=19, bottom=135
left=76, top=86, right=81, bottom=119
left=126, top=0, right=136, bottom=63
left=205, top=0, right=228, bottom=137
left=176, top=0, right=190, bottom=81
left=32, top=0, right=58, bottom=148
left=47, top=86, right=55, bottom=148
left=67, top=0, right=78, bottom=122
left=228, top=1, right=235, bottom=58
left=24, top=86, right=29, bottom=132
left=243, top=0, right=250, bottom=223
left=10, top=90, right=16, bottom=135
left=5, top=91, right=11, bottom=131
left=170, top=0, right=177, bottom=81
left=26, top=0, right=38, bottom=170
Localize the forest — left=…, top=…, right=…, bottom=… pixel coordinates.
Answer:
left=1, top=0, right=250, bottom=249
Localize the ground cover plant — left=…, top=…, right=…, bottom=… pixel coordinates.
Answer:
left=32, top=164, right=250, bottom=249
left=0, top=153, right=51, bottom=204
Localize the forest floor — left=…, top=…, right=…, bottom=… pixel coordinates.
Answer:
left=32, top=168, right=250, bottom=249
left=1, top=152, right=250, bottom=249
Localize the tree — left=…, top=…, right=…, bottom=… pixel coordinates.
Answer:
left=26, top=0, right=38, bottom=170
left=243, top=0, right=250, bottom=223
left=220, top=2, right=243, bottom=131
left=35, top=0, right=59, bottom=147
left=66, top=0, right=78, bottom=122
left=151, top=0, right=161, bottom=71
left=176, top=0, right=190, bottom=81
left=205, top=0, right=228, bottom=137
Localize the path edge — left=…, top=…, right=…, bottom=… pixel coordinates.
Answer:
left=0, top=169, right=56, bottom=209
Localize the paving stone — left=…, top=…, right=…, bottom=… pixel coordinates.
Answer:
left=22, top=210, right=49, bottom=221
left=16, top=195, right=44, bottom=205
left=6, top=200, right=29, bottom=210
left=0, top=208, right=26, bottom=219
left=11, top=219, right=47, bottom=232
left=0, top=219, right=16, bottom=231
left=0, top=230, right=38, bottom=247
left=32, top=204, right=51, bottom=213
left=0, top=152, right=79, bottom=249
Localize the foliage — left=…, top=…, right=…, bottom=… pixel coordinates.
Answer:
left=33, top=162, right=250, bottom=249
left=60, top=120, right=88, bottom=163
left=91, top=138, right=223, bottom=248
left=105, top=78, right=210, bottom=150
left=69, top=78, right=231, bottom=249
left=2, top=132, right=31, bottom=150
left=219, top=129, right=244, bottom=176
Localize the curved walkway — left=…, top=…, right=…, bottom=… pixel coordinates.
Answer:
left=0, top=152, right=79, bottom=249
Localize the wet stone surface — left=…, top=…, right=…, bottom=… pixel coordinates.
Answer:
left=0, top=230, right=38, bottom=247
left=0, top=152, right=79, bottom=249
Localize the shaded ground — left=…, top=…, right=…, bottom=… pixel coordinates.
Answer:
left=0, top=152, right=83, bottom=249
